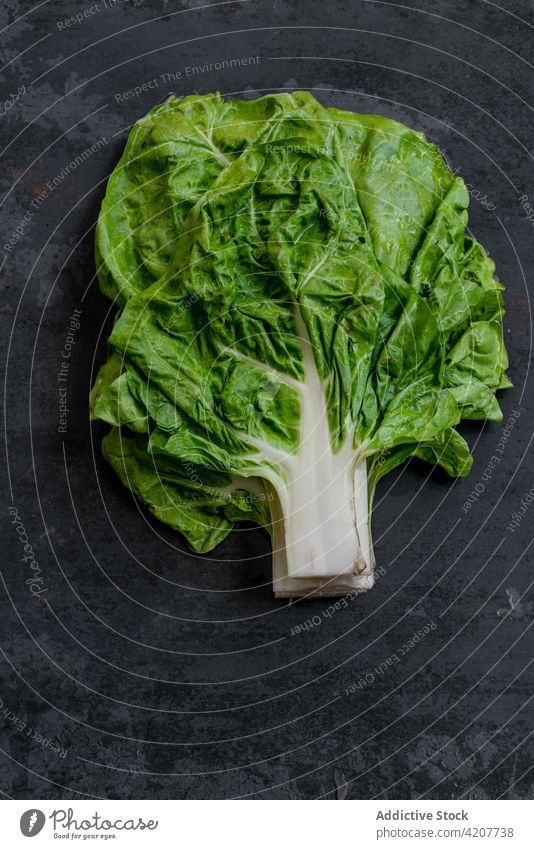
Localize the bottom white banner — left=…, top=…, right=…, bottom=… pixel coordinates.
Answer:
left=1, top=799, right=532, bottom=848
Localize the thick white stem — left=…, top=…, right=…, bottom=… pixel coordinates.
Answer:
left=283, top=459, right=359, bottom=578
left=271, top=456, right=374, bottom=597
left=268, top=306, right=375, bottom=598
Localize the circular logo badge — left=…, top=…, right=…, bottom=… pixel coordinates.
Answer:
left=20, top=810, right=46, bottom=837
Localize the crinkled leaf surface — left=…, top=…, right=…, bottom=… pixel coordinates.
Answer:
left=92, top=91, right=509, bottom=559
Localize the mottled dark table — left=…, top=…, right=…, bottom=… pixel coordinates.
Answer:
left=1, top=0, right=533, bottom=799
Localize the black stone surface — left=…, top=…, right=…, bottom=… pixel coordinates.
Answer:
left=1, top=0, right=533, bottom=800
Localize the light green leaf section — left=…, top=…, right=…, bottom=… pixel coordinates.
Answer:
left=91, top=91, right=510, bottom=556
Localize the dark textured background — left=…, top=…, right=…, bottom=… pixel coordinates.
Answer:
left=1, top=0, right=533, bottom=800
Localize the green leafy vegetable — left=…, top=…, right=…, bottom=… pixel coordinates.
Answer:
left=91, top=91, right=510, bottom=597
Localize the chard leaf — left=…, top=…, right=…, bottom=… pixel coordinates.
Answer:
left=92, top=92, right=510, bottom=597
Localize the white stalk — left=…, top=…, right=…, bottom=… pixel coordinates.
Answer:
left=268, top=307, right=375, bottom=598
